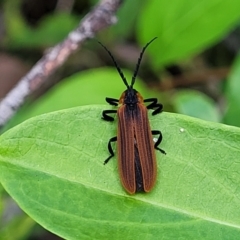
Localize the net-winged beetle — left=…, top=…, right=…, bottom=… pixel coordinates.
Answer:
left=100, top=37, right=166, bottom=194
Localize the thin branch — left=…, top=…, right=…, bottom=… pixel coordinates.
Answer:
left=0, top=0, right=122, bottom=129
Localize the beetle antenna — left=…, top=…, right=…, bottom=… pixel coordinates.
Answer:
left=131, top=37, right=157, bottom=87
left=98, top=41, right=129, bottom=88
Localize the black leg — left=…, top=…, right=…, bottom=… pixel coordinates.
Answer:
left=152, top=130, right=166, bottom=155
left=104, top=136, right=117, bottom=165
left=144, top=98, right=163, bottom=115
left=106, top=97, right=119, bottom=106
left=102, top=97, right=118, bottom=121
left=102, top=109, right=117, bottom=121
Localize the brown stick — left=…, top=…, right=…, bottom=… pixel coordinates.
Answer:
left=0, top=0, right=122, bottom=129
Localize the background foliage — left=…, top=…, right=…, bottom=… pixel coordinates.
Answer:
left=1, top=0, right=240, bottom=239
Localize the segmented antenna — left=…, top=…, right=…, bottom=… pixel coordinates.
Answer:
left=131, top=37, right=157, bottom=87
left=98, top=41, right=129, bottom=88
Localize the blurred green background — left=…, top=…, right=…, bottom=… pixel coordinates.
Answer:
left=1, top=0, right=240, bottom=239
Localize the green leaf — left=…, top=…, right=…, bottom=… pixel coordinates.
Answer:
left=137, top=0, right=240, bottom=67
left=223, top=54, right=240, bottom=127
left=0, top=106, right=240, bottom=239
left=0, top=184, right=3, bottom=215
left=5, top=6, right=79, bottom=48
left=111, top=0, right=143, bottom=38
left=173, top=90, right=221, bottom=122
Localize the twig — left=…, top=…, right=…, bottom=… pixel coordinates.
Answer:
left=0, top=0, right=122, bottom=129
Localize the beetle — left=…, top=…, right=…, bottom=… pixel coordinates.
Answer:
left=100, top=37, right=166, bottom=194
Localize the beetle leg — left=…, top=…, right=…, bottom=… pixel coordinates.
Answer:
left=104, top=136, right=117, bottom=164
left=102, top=109, right=117, bottom=121
left=106, top=97, right=118, bottom=106
left=144, top=98, right=163, bottom=115
left=152, top=130, right=166, bottom=154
